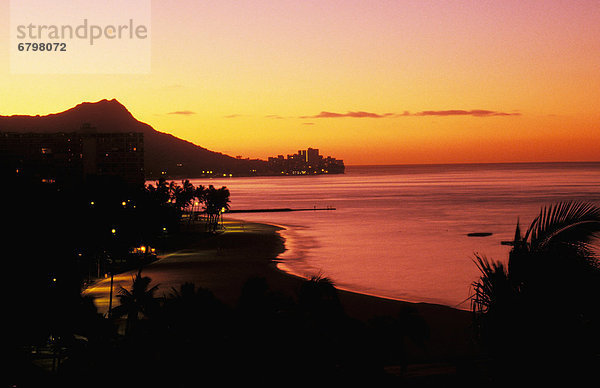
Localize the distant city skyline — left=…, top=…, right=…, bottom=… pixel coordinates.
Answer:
left=1, top=1, right=599, bottom=165
left=266, top=147, right=344, bottom=175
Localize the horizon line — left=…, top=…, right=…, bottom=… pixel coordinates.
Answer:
left=344, top=160, right=600, bottom=167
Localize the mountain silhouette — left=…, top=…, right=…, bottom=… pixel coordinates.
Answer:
left=0, top=99, right=266, bottom=178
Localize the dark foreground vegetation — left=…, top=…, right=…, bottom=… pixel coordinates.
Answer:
left=5, top=167, right=600, bottom=387
left=14, top=272, right=437, bottom=387
left=4, top=174, right=435, bottom=387
left=471, top=200, right=600, bottom=384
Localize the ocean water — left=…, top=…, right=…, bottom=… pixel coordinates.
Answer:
left=190, top=162, right=600, bottom=309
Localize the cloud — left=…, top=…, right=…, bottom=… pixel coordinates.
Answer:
left=168, top=110, right=196, bottom=115
left=299, top=109, right=520, bottom=119
left=300, top=111, right=394, bottom=119
left=224, top=114, right=243, bottom=118
left=302, top=122, right=315, bottom=125
left=413, top=109, right=521, bottom=117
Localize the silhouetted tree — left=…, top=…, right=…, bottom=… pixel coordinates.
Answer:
left=204, top=185, right=230, bottom=232
left=163, top=282, right=230, bottom=336
left=471, top=201, right=600, bottom=382
left=193, top=184, right=206, bottom=207
left=145, top=177, right=170, bottom=205
left=111, top=268, right=161, bottom=335
left=143, top=180, right=229, bottom=232
left=298, top=275, right=344, bottom=319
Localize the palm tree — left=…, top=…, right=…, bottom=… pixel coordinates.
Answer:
left=473, top=201, right=600, bottom=310
left=111, top=268, right=160, bottom=335
left=471, top=201, right=600, bottom=378
left=167, top=282, right=221, bottom=309
left=178, top=179, right=196, bottom=211
left=471, top=255, right=515, bottom=315
left=215, top=186, right=231, bottom=228
left=509, top=201, right=600, bottom=285
left=148, top=177, right=170, bottom=206
left=204, top=185, right=231, bottom=231
left=297, top=275, right=346, bottom=329
left=191, top=184, right=206, bottom=222
left=168, top=180, right=182, bottom=207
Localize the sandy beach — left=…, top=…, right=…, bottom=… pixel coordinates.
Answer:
left=84, top=218, right=480, bottom=374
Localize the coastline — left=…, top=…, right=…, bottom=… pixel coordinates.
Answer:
left=275, top=223, right=473, bottom=311
left=84, top=218, right=479, bottom=366
left=270, top=221, right=478, bottom=363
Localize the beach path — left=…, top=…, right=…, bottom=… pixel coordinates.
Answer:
left=83, top=219, right=478, bottom=367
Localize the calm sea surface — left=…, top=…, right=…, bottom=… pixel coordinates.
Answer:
left=190, top=163, right=600, bottom=309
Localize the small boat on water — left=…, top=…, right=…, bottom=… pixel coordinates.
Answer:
left=467, top=232, right=493, bottom=237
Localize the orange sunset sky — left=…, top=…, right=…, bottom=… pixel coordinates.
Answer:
left=1, top=1, right=599, bottom=165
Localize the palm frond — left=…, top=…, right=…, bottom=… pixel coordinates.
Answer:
left=471, top=254, right=511, bottom=314
left=513, top=218, right=523, bottom=243
left=525, top=201, right=600, bottom=250
left=117, top=286, right=133, bottom=298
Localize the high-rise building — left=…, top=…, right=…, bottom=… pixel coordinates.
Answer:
left=0, top=126, right=144, bottom=186
left=307, top=148, right=320, bottom=165
left=299, top=149, right=307, bottom=162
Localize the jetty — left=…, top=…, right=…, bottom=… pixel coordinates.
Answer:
left=224, top=206, right=336, bottom=214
